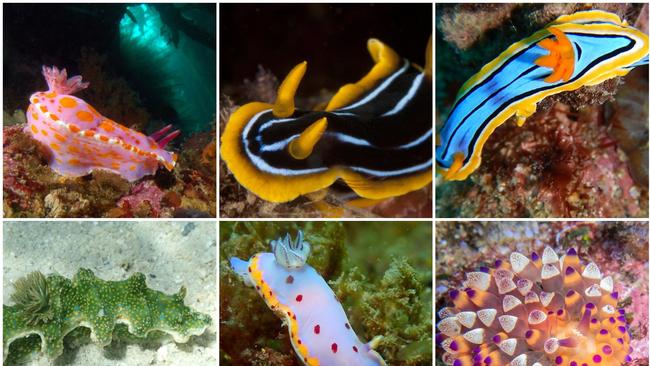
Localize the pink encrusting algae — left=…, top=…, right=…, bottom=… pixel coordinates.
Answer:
left=437, top=247, right=632, bottom=366
left=25, top=66, right=180, bottom=182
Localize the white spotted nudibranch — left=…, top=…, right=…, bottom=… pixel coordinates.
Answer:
left=437, top=247, right=632, bottom=366
left=230, top=231, right=387, bottom=366
left=25, top=66, right=180, bottom=182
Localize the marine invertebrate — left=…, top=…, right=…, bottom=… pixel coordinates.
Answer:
left=436, top=9, right=649, bottom=180
left=229, top=231, right=387, bottom=366
left=436, top=246, right=632, bottom=366
left=25, top=65, right=180, bottom=182
left=221, top=37, right=432, bottom=203
left=3, top=268, right=211, bottom=364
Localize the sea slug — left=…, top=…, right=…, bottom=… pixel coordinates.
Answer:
left=3, top=269, right=211, bottom=364
left=221, top=38, right=432, bottom=203
left=230, top=231, right=387, bottom=366
left=25, top=66, right=180, bottom=182
left=436, top=246, right=632, bottom=366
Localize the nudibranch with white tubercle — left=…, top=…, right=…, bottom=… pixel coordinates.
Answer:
left=25, top=66, right=180, bottom=182
left=221, top=37, right=433, bottom=203
left=436, top=246, right=633, bottom=366
left=230, top=231, right=387, bottom=366
left=436, top=10, right=649, bottom=180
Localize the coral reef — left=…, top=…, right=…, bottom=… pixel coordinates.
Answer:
left=435, top=222, right=649, bottom=366
left=437, top=104, right=648, bottom=217
left=3, top=268, right=211, bottom=365
left=220, top=222, right=432, bottom=366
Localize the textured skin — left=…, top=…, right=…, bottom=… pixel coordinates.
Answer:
left=3, top=269, right=211, bottom=365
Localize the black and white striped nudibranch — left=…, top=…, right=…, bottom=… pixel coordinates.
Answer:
left=437, top=247, right=633, bottom=366
left=221, top=38, right=432, bottom=203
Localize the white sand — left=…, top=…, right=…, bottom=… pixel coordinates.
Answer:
left=3, top=221, right=217, bottom=366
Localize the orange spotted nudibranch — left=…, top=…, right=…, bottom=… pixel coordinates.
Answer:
left=25, top=66, right=180, bottom=182
left=437, top=247, right=633, bottom=366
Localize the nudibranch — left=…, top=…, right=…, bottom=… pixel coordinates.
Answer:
left=221, top=38, right=433, bottom=203
left=230, top=231, right=387, bottom=366
left=436, top=10, right=649, bottom=180
left=436, top=247, right=633, bottom=366
left=25, top=66, right=180, bottom=182
left=3, top=269, right=211, bottom=364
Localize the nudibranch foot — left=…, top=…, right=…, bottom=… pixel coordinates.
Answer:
left=436, top=10, right=649, bottom=181
left=221, top=37, right=432, bottom=203
left=25, top=66, right=178, bottom=182
left=230, top=231, right=387, bottom=366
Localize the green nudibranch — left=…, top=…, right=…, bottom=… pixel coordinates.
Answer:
left=436, top=10, right=649, bottom=180
left=3, top=268, right=211, bottom=365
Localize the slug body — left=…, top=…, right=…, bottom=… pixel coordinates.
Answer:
left=230, top=232, right=387, bottom=366
left=3, top=268, right=211, bottom=365
left=437, top=246, right=632, bottom=366
left=25, top=66, right=180, bottom=182
left=221, top=38, right=433, bottom=203
left=436, top=10, right=649, bottom=180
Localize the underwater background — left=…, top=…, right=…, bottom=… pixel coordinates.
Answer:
left=3, top=4, right=216, bottom=218
left=220, top=221, right=433, bottom=365
left=219, top=3, right=433, bottom=218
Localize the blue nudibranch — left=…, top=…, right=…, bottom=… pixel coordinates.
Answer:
left=221, top=38, right=432, bottom=203
left=436, top=10, right=649, bottom=180
left=230, top=231, right=387, bottom=366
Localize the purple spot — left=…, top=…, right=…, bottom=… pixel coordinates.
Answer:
left=494, top=260, right=502, bottom=267
left=557, top=309, right=564, bottom=316
left=611, top=291, right=619, bottom=299
left=566, top=289, right=575, bottom=296
left=618, top=309, right=625, bottom=315
left=570, top=362, right=577, bottom=366
left=617, top=315, right=626, bottom=322
left=548, top=310, right=554, bottom=315
left=450, top=341, right=458, bottom=351
left=586, top=303, right=595, bottom=309
left=492, top=335, right=501, bottom=343
left=603, top=345, right=612, bottom=355
left=591, top=318, right=598, bottom=324
left=565, top=266, right=575, bottom=275
left=473, top=354, right=482, bottom=362
left=600, top=329, right=608, bottom=335
left=567, top=248, right=577, bottom=256
left=609, top=317, right=616, bottom=324
left=625, top=355, right=632, bottom=362
left=472, top=347, right=481, bottom=354
left=450, top=289, right=459, bottom=300
left=617, top=338, right=624, bottom=344
left=525, top=330, right=534, bottom=338
left=436, top=333, right=444, bottom=344
left=555, top=356, right=563, bottom=365
left=531, top=252, right=539, bottom=261
left=473, top=363, right=482, bottom=366
left=479, top=266, right=489, bottom=273
left=618, top=326, right=627, bottom=333
left=593, top=355, right=601, bottom=363
left=484, top=356, right=492, bottom=365
left=453, top=360, right=461, bottom=366
left=466, top=288, right=476, bottom=298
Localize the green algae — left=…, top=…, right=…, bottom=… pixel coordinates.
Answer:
left=219, top=221, right=432, bottom=366
left=3, top=268, right=212, bottom=365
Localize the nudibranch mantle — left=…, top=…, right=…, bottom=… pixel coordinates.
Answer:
left=221, top=38, right=433, bottom=203
left=436, top=10, right=649, bottom=180
left=25, top=66, right=180, bottom=182
left=230, top=231, right=387, bottom=366
left=437, top=246, right=632, bottom=366
left=3, top=269, right=211, bottom=364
